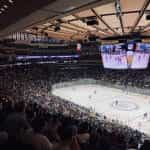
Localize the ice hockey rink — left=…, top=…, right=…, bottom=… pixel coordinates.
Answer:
left=52, top=82, right=150, bottom=135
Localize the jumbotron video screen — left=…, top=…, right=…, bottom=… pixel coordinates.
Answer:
left=100, top=43, right=150, bottom=69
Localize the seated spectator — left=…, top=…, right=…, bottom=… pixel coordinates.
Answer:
left=140, top=140, right=150, bottom=150
left=53, top=125, right=80, bottom=150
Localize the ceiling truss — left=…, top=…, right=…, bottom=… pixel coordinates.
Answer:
left=23, top=0, right=150, bottom=41
left=130, top=0, right=150, bottom=33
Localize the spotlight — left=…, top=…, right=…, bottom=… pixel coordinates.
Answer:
left=8, top=0, right=14, bottom=4
left=0, top=8, right=5, bottom=12
left=3, top=5, right=8, bottom=9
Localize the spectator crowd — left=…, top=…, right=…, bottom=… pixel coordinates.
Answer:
left=0, top=63, right=149, bottom=150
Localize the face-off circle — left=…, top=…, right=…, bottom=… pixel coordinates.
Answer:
left=111, top=101, right=139, bottom=111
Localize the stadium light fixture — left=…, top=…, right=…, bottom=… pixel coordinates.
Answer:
left=8, top=0, right=14, bottom=4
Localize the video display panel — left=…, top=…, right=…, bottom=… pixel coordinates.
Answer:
left=130, top=43, right=149, bottom=69
left=131, top=53, right=149, bottom=69
left=135, top=43, right=146, bottom=51
left=100, top=43, right=150, bottom=69
left=101, top=53, right=128, bottom=69
left=101, top=44, right=128, bottom=69
left=145, top=43, right=150, bottom=52
left=16, top=55, right=80, bottom=61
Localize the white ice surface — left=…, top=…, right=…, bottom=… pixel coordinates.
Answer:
left=52, top=84, right=150, bottom=135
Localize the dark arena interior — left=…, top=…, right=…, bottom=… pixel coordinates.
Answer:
left=0, top=0, right=150, bottom=150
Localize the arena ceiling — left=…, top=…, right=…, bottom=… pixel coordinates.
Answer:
left=0, top=0, right=150, bottom=41
left=0, top=0, right=112, bottom=38
left=24, top=0, right=150, bottom=41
